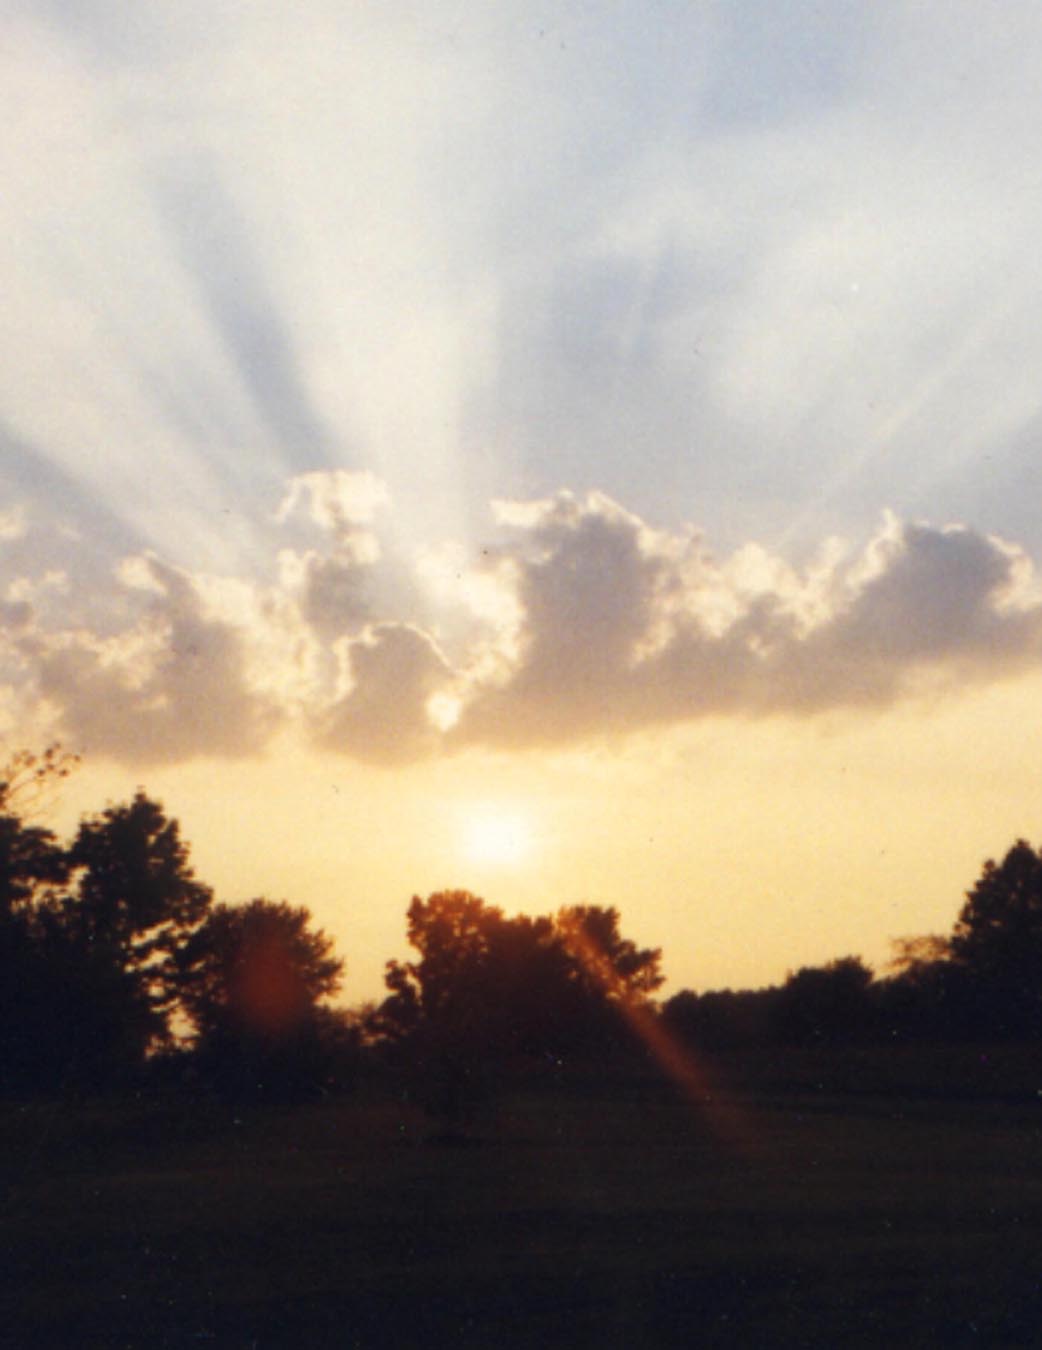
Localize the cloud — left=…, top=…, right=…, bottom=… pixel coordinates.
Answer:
left=2, top=478, right=1042, bottom=767
left=774, top=519, right=1042, bottom=713
left=276, top=548, right=371, bottom=641
left=277, top=470, right=389, bottom=540
left=457, top=492, right=672, bottom=745
left=275, top=469, right=393, bottom=639
left=0, top=506, right=27, bottom=542
left=451, top=492, right=1042, bottom=749
left=0, top=467, right=440, bottom=766
left=12, top=553, right=282, bottom=764
left=317, top=622, right=454, bottom=766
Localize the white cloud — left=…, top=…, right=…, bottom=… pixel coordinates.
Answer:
left=452, top=493, right=1042, bottom=749
left=2, top=482, right=1042, bottom=765
left=11, top=553, right=282, bottom=764
left=276, top=470, right=390, bottom=537
left=0, top=506, right=26, bottom=542
left=274, top=470, right=394, bottom=641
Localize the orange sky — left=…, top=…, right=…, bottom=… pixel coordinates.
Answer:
left=50, top=670, right=1042, bottom=1006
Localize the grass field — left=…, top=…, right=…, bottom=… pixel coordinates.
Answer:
left=3, top=1049, right=1042, bottom=1347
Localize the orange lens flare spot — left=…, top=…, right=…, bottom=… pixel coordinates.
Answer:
left=232, top=941, right=307, bottom=1034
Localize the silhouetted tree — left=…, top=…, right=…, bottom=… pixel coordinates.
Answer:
left=178, top=898, right=344, bottom=1097
left=377, top=893, right=537, bottom=1126
left=661, top=986, right=780, bottom=1050
left=949, top=840, right=1042, bottom=1037
left=774, top=957, right=875, bottom=1045
left=376, top=892, right=666, bottom=1115
left=62, top=793, right=213, bottom=1058
left=874, top=935, right=974, bottom=1041
left=377, top=892, right=595, bottom=1058
left=0, top=745, right=73, bottom=918
left=0, top=747, right=77, bottom=1091
left=378, top=891, right=497, bottom=1047
left=0, top=813, right=68, bottom=919
left=0, top=743, right=78, bottom=815
left=554, top=904, right=664, bottom=1003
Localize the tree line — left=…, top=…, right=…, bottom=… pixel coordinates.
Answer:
left=662, top=842, right=1042, bottom=1053
left=3, top=746, right=1042, bottom=1104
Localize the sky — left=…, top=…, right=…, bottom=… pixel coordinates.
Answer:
left=5, top=0, right=1042, bottom=1002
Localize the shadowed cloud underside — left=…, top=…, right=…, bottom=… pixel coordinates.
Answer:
left=1, top=475, right=1040, bottom=767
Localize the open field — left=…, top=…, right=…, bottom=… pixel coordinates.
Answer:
left=3, top=1052, right=1042, bottom=1347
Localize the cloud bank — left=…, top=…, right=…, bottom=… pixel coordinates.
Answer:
left=2, top=472, right=1041, bottom=766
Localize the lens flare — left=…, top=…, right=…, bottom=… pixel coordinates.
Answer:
left=560, top=919, right=762, bottom=1158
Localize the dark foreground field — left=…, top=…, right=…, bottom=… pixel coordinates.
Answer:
left=3, top=1049, right=1042, bottom=1348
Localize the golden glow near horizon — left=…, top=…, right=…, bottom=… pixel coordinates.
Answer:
left=42, top=669, right=1042, bottom=1015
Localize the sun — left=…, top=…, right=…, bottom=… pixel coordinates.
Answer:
left=461, top=809, right=532, bottom=867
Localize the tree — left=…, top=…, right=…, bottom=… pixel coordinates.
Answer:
left=376, top=893, right=664, bottom=1067
left=64, top=793, right=213, bottom=1055
left=0, top=814, right=68, bottom=919
left=178, top=899, right=344, bottom=1097
left=0, top=746, right=77, bottom=1092
left=873, top=934, right=974, bottom=1041
left=377, top=891, right=531, bottom=1052
left=949, top=840, right=1042, bottom=1036
left=774, top=957, right=875, bottom=1045
left=661, top=986, right=780, bottom=1050
left=375, top=891, right=561, bottom=1127
left=0, top=744, right=74, bottom=917
left=554, top=904, right=664, bottom=1003
left=0, top=747, right=154, bottom=1093
left=887, top=935, right=952, bottom=974
left=180, top=899, right=342, bottom=1039
left=378, top=891, right=599, bottom=1058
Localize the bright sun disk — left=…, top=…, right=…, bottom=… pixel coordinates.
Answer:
left=461, top=810, right=532, bottom=866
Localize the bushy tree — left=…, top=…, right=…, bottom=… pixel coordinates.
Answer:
left=0, top=814, right=68, bottom=918
left=555, top=904, right=664, bottom=1003
left=661, top=986, right=780, bottom=1050
left=774, top=957, right=875, bottom=1045
left=0, top=752, right=356, bottom=1094
left=376, top=892, right=557, bottom=1126
left=376, top=893, right=664, bottom=1073
left=378, top=891, right=499, bottom=1046
left=874, top=935, right=973, bottom=1041
left=178, top=898, right=344, bottom=1097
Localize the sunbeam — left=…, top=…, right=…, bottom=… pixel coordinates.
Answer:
left=559, top=912, right=762, bottom=1158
